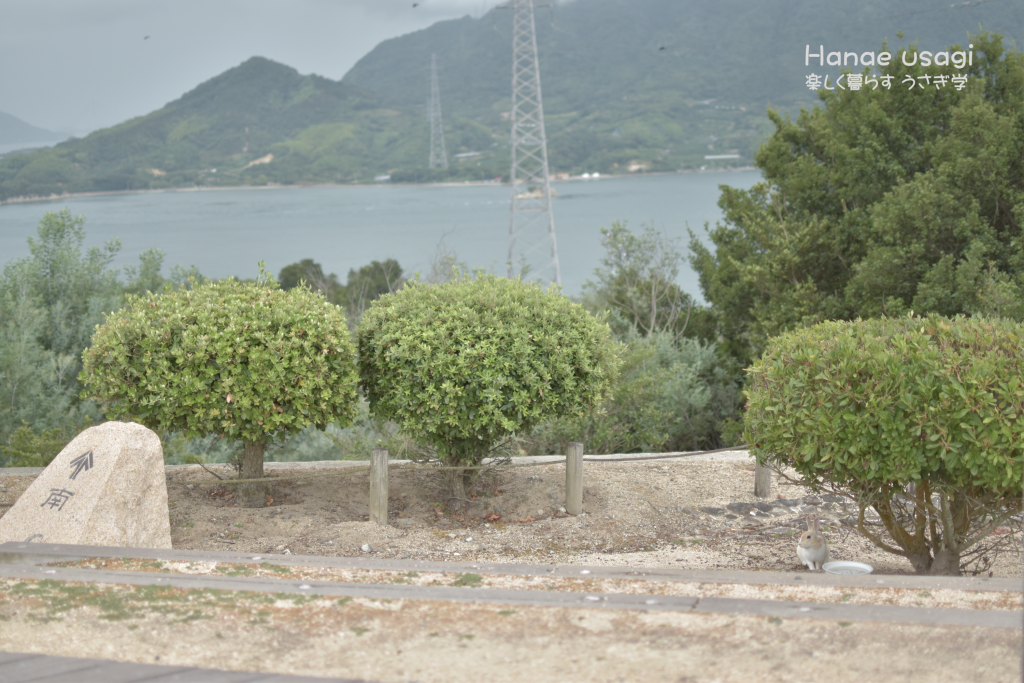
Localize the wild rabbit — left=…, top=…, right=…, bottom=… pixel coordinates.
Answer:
left=796, top=513, right=829, bottom=571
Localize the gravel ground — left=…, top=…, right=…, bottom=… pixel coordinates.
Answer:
left=2, top=453, right=1022, bottom=683
left=0, top=578, right=1019, bottom=683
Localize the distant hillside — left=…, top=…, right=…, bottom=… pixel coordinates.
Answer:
left=0, top=57, right=495, bottom=201
left=0, top=0, right=1018, bottom=201
left=0, top=111, right=63, bottom=145
left=344, top=0, right=1021, bottom=174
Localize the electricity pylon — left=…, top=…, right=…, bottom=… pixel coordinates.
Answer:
left=428, top=53, right=448, bottom=169
left=505, top=0, right=559, bottom=285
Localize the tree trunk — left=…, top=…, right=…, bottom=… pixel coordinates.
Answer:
left=929, top=548, right=961, bottom=575
left=237, top=440, right=268, bottom=508
left=906, top=550, right=935, bottom=575
left=753, top=461, right=771, bottom=498
left=443, top=468, right=472, bottom=511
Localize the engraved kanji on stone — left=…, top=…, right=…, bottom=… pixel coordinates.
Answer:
left=41, top=488, right=75, bottom=511
left=69, top=451, right=94, bottom=480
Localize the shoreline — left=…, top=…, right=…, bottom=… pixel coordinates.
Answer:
left=0, top=166, right=758, bottom=207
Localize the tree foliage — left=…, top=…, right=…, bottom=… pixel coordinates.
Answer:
left=357, top=274, right=618, bottom=507
left=80, top=268, right=359, bottom=503
left=745, top=315, right=1023, bottom=575
left=576, top=221, right=739, bottom=449
left=0, top=422, right=73, bottom=467
left=338, top=259, right=405, bottom=323
left=278, top=257, right=405, bottom=327
left=0, top=209, right=120, bottom=460
left=524, top=331, right=740, bottom=455
left=585, top=222, right=701, bottom=341
left=691, top=32, right=1024, bottom=366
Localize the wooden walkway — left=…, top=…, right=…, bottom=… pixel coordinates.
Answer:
left=0, top=651, right=370, bottom=682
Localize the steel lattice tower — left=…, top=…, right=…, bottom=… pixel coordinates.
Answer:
left=505, top=0, right=559, bottom=285
left=428, top=54, right=448, bottom=170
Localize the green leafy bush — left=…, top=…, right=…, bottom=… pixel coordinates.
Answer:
left=745, top=315, right=1024, bottom=574
left=522, top=337, right=670, bottom=456
left=525, top=332, right=741, bottom=455
left=0, top=423, right=73, bottom=467
left=357, top=274, right=618, bottom=508
left=80, top=269, right=359, bottom=505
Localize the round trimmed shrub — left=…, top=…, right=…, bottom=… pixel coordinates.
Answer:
left=357, top=275, right=619, bottom=508
left=80, top=275, right=359, bottom=505
left=745, top=315, right=1024, bottom=574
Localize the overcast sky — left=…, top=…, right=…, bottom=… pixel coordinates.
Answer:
left=0, top=0, right=496, bottom=136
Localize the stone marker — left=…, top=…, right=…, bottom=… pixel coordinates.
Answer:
left=0, top=421, right=171, bottom=548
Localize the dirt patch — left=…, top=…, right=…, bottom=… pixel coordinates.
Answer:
left=167, top=458, right=1024, bottom=578
left=4, top=457, right=1022, bottom=578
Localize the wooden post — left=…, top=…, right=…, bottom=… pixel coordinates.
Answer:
left=370, top=448, right=388, bottom=525
left=754, top=458, right=771, bottom=499
left=565, top=442, right=584, bottom=515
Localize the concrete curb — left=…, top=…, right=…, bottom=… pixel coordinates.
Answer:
left=0, top=543, right=1019, bottom=630
left=1, top=542, right=1016, bottom=592
left=1, top=562, right=1017, bottom=630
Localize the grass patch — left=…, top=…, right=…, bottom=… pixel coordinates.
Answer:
left=259, top=563, right=292, bottom=575
left=452, top=573, right=482, bottom=588
left=213, top=563, right=255, bottom=577
left=249, top=610, right=272, bottom=625
left=5, top=581, right=246, bottom=623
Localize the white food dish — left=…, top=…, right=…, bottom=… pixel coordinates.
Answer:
left=822, top=560, right=873, bottom=575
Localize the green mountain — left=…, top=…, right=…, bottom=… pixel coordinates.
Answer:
left=0, top=0, right=1018, bottom=201
left=344, top=0, right=1020, bottom=174
left=0, top=57, right=496, bottom=201
left=0, top=111, right=63, bottom=145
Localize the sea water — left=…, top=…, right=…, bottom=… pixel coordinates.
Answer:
left=0, top=170, right=760, bottom=301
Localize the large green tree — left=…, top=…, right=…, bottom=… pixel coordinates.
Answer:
left=691, top=32, right=1024, bottom=366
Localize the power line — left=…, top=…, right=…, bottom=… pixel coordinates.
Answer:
left=502, top=0, right=560, bottom=286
